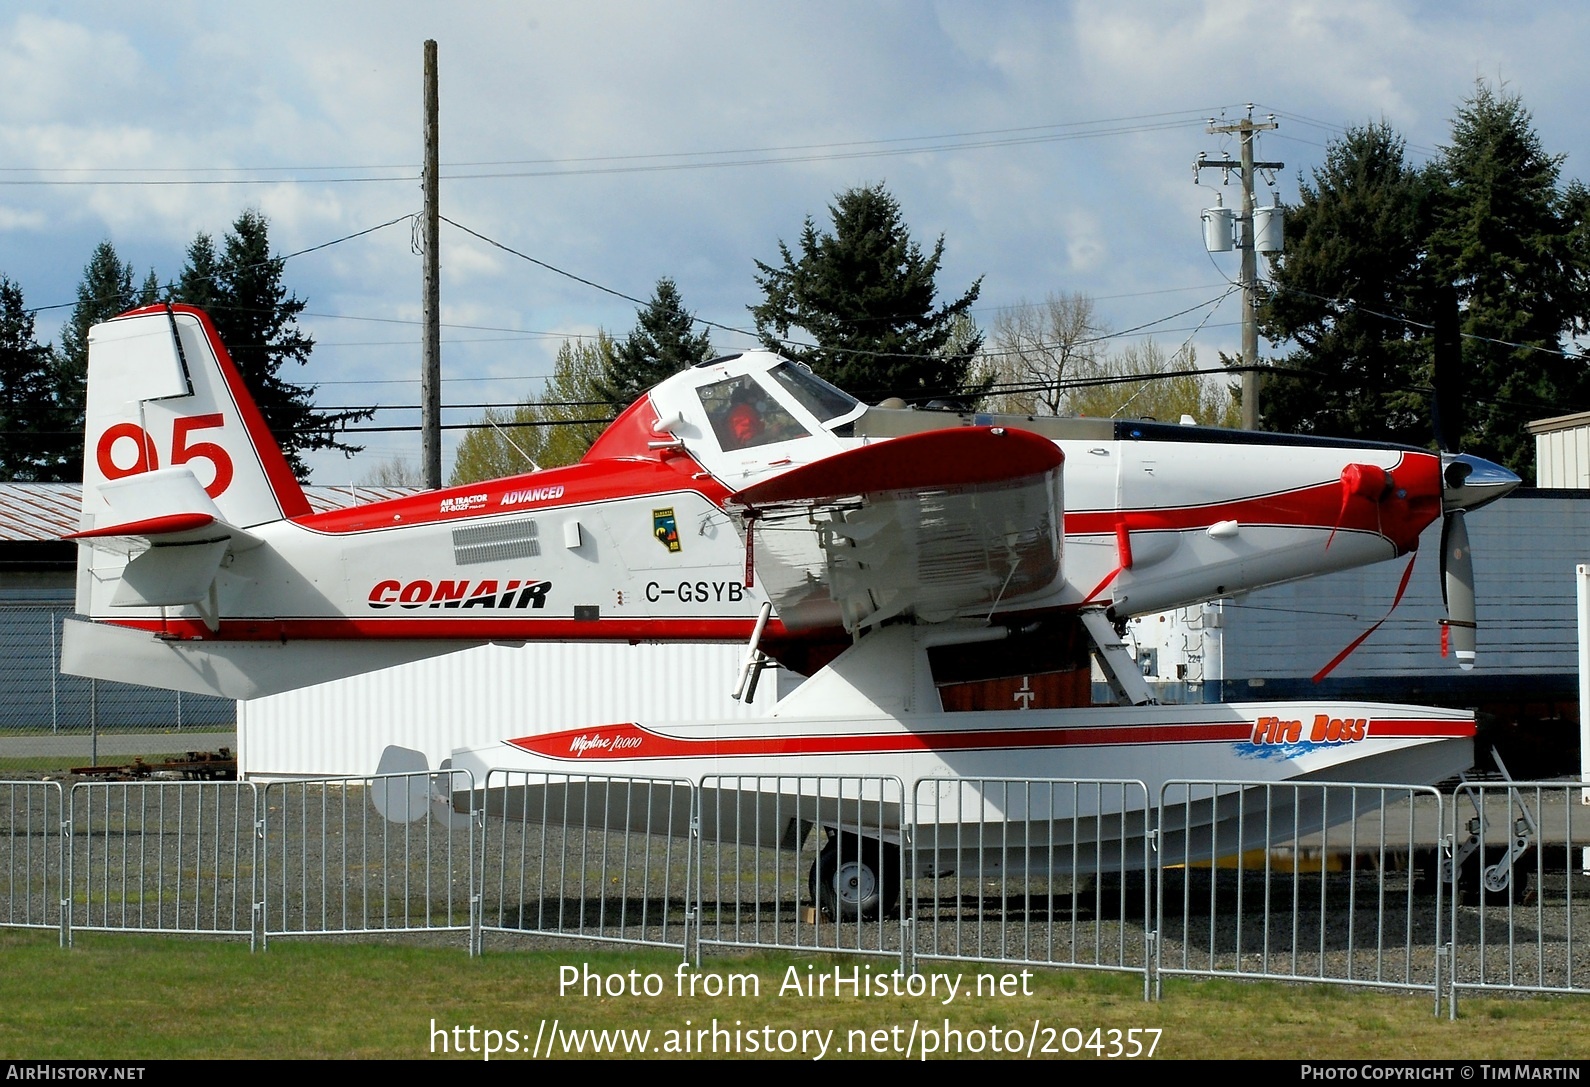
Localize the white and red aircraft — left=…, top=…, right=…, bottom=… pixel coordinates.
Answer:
left=63, top=304, right=1517, bottom=916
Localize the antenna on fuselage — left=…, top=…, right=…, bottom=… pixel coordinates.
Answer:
left=487, top=415, right=539, bottom=473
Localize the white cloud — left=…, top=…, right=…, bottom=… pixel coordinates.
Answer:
left=0, top=205, right=47, bottom=232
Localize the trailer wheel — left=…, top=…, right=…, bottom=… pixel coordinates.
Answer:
left=811, top=835, right=899, bottom=920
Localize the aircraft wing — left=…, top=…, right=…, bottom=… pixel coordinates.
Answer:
left=726, top=427, right=1064, bottom=632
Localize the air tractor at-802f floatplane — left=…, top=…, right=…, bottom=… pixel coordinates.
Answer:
left=62, top=305, right=1515, bottom=916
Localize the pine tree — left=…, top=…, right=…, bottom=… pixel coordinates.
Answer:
left=1260, top=91, right=1590, bottom=474
left=176, top=232, right=220, bottom=312
left=451, top=335, right=615, bottom=484
left=1424, top=84, right=1590, bottom=474
left=0, top=276, right=70, bottom=481
left=55, top=242, right=144, bottom=476
left=749, top=184, right=985, bottom=406
left=1258, top=123, right=1434, bottom=445
left=595, top=278, right=713, bottom=408
left=175, top=210, right=367, bottom=478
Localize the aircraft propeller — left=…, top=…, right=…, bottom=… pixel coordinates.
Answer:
left=1430, top=288, right=1521, bottom=670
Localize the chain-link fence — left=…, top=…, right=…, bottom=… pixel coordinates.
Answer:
left=0, top=606, right=234, bottom=770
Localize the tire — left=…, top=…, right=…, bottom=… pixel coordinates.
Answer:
left=1460, top=847, right=1531, bottom=907
left=810, top=835, right=899, bottom=920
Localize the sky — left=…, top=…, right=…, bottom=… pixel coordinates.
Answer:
left=2, top=0, right=1585, bottom=483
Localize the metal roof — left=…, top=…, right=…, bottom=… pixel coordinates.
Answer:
left=1526, top=410, right=1590, bottom=436
left=0, top=484, right=420, bottom=542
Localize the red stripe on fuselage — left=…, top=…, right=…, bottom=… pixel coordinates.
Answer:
left=505, top=716, right=1473, bottom=761
left=1063, top=450, right=1441, bottom=552
left=292, top=452, right=728, bottom=535
left=105, top=614, right=780, bottom=643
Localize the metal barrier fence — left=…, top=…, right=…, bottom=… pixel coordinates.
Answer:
left=68, top=780, right=258, bottom=946
left=909, top=777, right=1152, bottom=994
left=7, top=770, right=1590, bottom=1018
left=478, top=770, right=695, bottom=954
left=695, top=775, right=905, bottom=970
left=1155, top=780, right=1447, bottom=1009
left=1448, top=780, right=1590, bottom=1014
left=1, top=779, right=64, bottom=939
left=260, top=770, right=475, bottom=946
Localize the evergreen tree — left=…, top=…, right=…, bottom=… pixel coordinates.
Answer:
left=451, top=335, right=615, bottom=484
left=56, top=242, right=144, bottom=475
left=596, top=278, right=713, bottom=408
left=0, top=276, right=70, bottom=481
left=749, top=184, right=985, bottom=405
left=176, top=232, right=220, bottom=311
left=1259, top=90, right=1590, bottom=475
left=174, top=209, right=367, bottom=478
left=1259, top=123, right=1434, bottom=446
left=1424, top=84, right=1590, bottom=474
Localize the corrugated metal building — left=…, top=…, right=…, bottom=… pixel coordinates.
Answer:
left=1528, top=412, right=1590, bottom=488
left=0, top=484, right=413, bottom=733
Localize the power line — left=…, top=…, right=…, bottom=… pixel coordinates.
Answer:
left=0, top=106, right=1243, bottom=188
left=26, top=214, right=416, bottom=316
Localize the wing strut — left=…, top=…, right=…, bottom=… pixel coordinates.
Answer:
left=733, top=601, right=774, bottom=702
left=1080, top=609, right=1155, bottom=706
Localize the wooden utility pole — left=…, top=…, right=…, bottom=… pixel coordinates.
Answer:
left=1196, top=106, right=1281, bottom=430
left=421, top=40, right=442, bottom=488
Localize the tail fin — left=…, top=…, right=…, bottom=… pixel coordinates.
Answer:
left=80, top=304, right=310, bottom=529
left=64, top=305, right=481, bottom=699
left=75, top=305, right=310, bottom=622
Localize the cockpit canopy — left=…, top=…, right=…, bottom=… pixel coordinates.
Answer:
left=648, top=352, right=866, bottom=479
left=693, top=358, right=863, bottom=450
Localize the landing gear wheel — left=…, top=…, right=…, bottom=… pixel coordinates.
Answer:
left=810, top=836, right=899, bottom=920
left=1461, top=847, right=1531, bottom=907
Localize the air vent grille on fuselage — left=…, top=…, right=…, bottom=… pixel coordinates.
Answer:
left=453, top=520, right=540, bottom=565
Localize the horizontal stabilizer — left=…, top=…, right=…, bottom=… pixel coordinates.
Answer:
left=71, top=467, right=261, bottom=548
left=71, top=467, right=265, bottom=612
left=60, top=618, right=480, bottom=700
left=68, top=513, right=215, bottom=539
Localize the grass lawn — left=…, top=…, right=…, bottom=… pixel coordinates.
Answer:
left=0, top=929, right=1584, bottom=1060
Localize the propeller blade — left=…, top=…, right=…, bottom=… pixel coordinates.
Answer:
left=1431, top=285, right=1463, bottom=454
left=1440, top=509, right=1476, bottom=670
